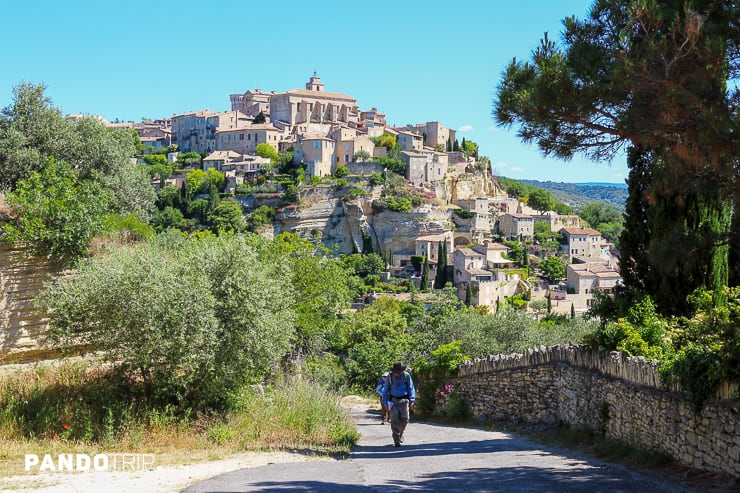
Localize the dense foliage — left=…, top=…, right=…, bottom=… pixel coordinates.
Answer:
left=586, top=287, right=740, bottom=410
left=39, top=233, right=296, bottom=409
left=495, top=0, right=738, bottom=316
left=0, top=83, right=156, bottom=260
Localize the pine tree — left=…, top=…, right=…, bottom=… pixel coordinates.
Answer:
left=494, top=1, right=737, bottom=315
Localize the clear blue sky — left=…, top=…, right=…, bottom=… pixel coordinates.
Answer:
left=0, top=0, right=628, bottom=184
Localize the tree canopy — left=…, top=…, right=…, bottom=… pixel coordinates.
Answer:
left=494, top=0, right=739, bottom=314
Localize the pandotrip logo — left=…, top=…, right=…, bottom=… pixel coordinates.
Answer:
left=24, top=453, right=156, bottom=472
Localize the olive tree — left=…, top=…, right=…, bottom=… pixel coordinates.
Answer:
left=39, top=234, right=296, bottom=408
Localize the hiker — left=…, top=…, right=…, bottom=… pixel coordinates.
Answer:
left=381, top=362, right=415, bottom=447
left=375, top=372, right=390, bottom=424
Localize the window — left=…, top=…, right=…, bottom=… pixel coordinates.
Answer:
left=312, top=141, right=321, bottom=149
left=239, top=133, right=244, bottom=140
left=345, top=143, right=350, bottom=150
left=248, top=134, right=251, bottom=140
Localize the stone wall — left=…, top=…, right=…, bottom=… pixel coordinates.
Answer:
left=0, top=244, right=64, bottom=363
left=438, top=345, right=739, bottom=477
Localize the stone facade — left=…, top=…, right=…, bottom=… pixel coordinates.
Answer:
left=435, top=345, right=739, bottom=477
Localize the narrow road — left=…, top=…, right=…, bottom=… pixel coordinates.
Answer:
left=183, top=405, right=705, bottom=493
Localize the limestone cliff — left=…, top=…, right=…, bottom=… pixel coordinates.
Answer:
left=272, top=169, right=500, bottom=255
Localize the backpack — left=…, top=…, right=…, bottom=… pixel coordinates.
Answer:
left=388, top=371, right=410, bottom=388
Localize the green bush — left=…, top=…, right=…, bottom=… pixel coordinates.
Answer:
left=453, top=208, right=475, bottom=219
left=38, top=234, right=296, bottom=410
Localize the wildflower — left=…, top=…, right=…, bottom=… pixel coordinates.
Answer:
left=63, top=423, right=70, bottom=429
left=53, top=434, right=59, bottom=440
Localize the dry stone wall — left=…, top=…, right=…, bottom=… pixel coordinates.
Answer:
left=440, top=345, right=739, bottom=477
left=0, top=244, right=63, bottom=363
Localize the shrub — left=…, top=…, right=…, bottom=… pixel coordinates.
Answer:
left=38, top=234, right=296, bottom=410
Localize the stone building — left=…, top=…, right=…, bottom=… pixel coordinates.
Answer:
left=293, top=134, right=336, bottom=177
left=171, top=110, right=249, bottom=154
left=499, top=212, right=535, bottom=240
left=215, top=123, right=286, bottom=154
left=566, top=260, right=622, bottom=295
left=559, top=227, right=604, bottom=259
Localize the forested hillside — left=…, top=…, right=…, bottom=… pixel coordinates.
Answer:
left=514, top=179, right=627, bottom=210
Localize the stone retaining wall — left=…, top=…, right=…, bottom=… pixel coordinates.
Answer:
left=0, top=244, right=63, bottom=363
left=439, top=345, right=739, bottom=477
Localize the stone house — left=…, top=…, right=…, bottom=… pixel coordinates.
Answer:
left=294, top=135, right=336, bottom=177
left=566, top=260, right=622, bottom=295
left=330, top=127, right=375, bottom=165
left=499, top=213, right=535, bottom=240
left=415, top=232, right=454, bottom=267
left=394, top=129, right=424, bottom=152
left=215, top=123, right=285, bottom=154
left=402, top=150, right=448, bottom=186
left=203, top=151, right=269, bottom=177
left=453, top=245, right=527, bottom=309
left=171, top=110, right=249, bottom=154
left=559, top=227, right=604, bottom=260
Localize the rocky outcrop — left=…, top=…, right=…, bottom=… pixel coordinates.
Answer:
left=274, top=186, right=456, bottom=255
left=272, top=169, right=499, bottom=254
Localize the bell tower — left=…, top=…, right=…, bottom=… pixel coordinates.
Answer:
left=305, top=70, right=325, bottom=92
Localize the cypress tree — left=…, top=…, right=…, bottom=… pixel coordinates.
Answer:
left=434, top=240, right=448, bottom=289
left=465, top=283, right=473, bottom=306
left=453, top=138, right=460, bottom=152
left=570, top=302, right=576, bottom=319
left=420, top=256, right=429, bottom=291
left=619, top=146, right=654, bottom=294
left=547, top=293, right=552, bottom=314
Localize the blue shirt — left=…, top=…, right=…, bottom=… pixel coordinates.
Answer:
left=375, top=377, right=387, bottom=396
left=381, top=371, right=415, bottom=407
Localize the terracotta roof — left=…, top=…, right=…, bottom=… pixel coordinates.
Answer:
left=477, top=242, right=509, bottom=251
left=561, top=227, right=602, bottom=236
left=283, top=88, right=356, bottom=101
left=416, top=233, right=450, bottom=242
left=204, top=150, right=242, bottom=161
left=457, top=248, right=484, bottom=257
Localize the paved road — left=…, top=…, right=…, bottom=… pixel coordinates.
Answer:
left=183, top=405, right=704, bottom=493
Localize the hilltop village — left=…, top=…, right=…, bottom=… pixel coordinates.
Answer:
left=100, top=74, right=622, bottom=315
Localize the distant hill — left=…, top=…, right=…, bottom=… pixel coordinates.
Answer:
left=515, top=179, right=628, bottom=211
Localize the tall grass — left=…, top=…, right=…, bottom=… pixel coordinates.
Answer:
left=0, top=361, right=359, bottom=476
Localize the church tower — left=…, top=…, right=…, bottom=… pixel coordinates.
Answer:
left=305, top=71, right=325, bottom=92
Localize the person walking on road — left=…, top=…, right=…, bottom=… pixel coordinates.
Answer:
left=375, top=372, right=390, bottom=424
left=381, top=362, right=415, bottom=447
